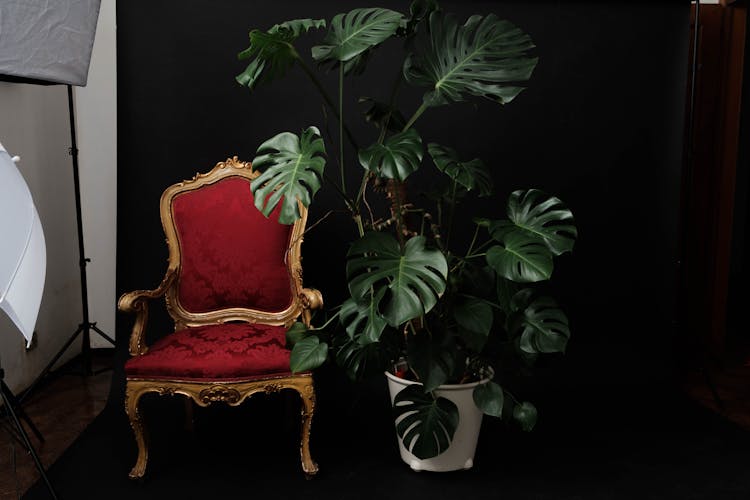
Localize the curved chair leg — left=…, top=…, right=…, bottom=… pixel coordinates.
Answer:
left=297, top=379, right=318, bottom=478
left=125, top=383, right=149, bottom=479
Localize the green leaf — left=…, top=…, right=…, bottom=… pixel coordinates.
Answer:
left=513, top=401, right=538, bottom=431
left=312, top=8, right=404, bottom=64
left=404, top=12, right=537, bottom=107
left=496, top=277, right=520, bottom=315
left=236, top=19, right=326, bottom=90
left=453, top=296, right=493, bottom=351
left=335, top=337, right=391, bottom=381
left=491, top=189, right=577, bottom=256
left=510, top=295, right=570, bottom=354
left=236, top=58, right=266, bottom=89
left=340, top=289, right=388, bottom=343
left=401, top=0, right=441, bottom=38
left=473, top=217, right=491, bottom=228
left=270, top=19, right=327, bottom=38
left=473, top=381, right=504, bottom=417
left=407, top=329, right=455, bottom=392
left=347, top=232, right=447, bottom=326
left=393, top=385, right=458, bottom=459
left=285, top=321, right=308, bottom=348
left=359, top=97, right=407, bottom=132
left=251, top=126, right=326, bottom=224
left=289, top=336, right=328, bottom=373
left=358, top=129, right=424, bottom=181
left=486, top=230, right=553, bottom=283
left=428, top=143, right=492, bottom=196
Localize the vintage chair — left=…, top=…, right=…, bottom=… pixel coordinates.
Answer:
left=118, top=157, right=323, bottom=479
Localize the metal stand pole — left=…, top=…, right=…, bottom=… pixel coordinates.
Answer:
left=20, top=85, right=115, bottom=403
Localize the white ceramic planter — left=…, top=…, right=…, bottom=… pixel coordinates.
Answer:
left=385, top=371, right=489, bottom=472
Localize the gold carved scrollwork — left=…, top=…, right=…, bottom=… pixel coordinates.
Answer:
left=199, top=386, right=241, bottom=405
left=157, top=387, right=176, bottom=397
left=264, top=383, right=283, bottom=394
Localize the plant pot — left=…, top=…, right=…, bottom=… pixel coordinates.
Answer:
left=385, top=371, right=489, bottom=472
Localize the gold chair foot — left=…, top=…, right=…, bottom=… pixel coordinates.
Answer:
left=128, top=466, right=146, bottom=481
left=302, top=460, right=318, bottom=479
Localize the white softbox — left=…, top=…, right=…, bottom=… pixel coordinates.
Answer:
left=0, top=0, right=101, bottom=86
left=0, top=142, right=46, bottom=345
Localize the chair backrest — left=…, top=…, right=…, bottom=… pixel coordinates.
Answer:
left=160, top=157, right=307, bottom=329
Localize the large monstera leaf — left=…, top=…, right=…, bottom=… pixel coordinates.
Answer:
left=312, top=8, right=404, bottom=66
left=347, top=232, right=447, bottom=326
left=336, top=335, right=392, bottom=381
left=360, top=97, right=407, bottom=132
left=509, top=293, right=570, bottom=354
left=358, top=129, right=424, bottom=181
left=491, top=189, right=577, bottom=256
left=340, top=289, right=388, bottom=344
left=236, top=19, right=326, bottom=90
left=251, top=126, right=326, bottom=224
left=428, top=143, right=492, bottom=196
left=486, top=230, right=553, bottom=283
left=453, top=296, right=494, bottom=351
left=407, top=329, right=456, bottom=392
left=403, top=12, right=537, bottom=107
left=393, top=385, right=459, bottom=459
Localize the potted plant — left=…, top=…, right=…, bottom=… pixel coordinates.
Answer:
left=235, top=1, right=577, bottom=471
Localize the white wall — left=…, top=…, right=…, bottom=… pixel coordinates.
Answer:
left=0, top=0, right=117, bottom=391
left=75, top=0, right=117, bottom=348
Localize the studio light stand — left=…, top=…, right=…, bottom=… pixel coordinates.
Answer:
left=1, top=356, right=58, bottom=500
left=20, top=85, right=115, bottom=402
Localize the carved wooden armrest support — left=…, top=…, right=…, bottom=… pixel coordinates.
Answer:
left=118, top=268, right=177, bottom=356
left=299, top=288, right=324, bottom=328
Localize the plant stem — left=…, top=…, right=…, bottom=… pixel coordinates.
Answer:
left=466, top=225, right=480, bottom=257
left=402, top=101, right=429, bottom=132
left=445, top=180, right=458, bottom=250
left=353, top=213, right=365, bottom=237
left=467, top=239, right=494, bottom=257
left=295, top=54, right=359, bottom=151
left=323, top=171, right=355, bottom=210
left=353, top=172, right=370, bottom=208
left=338, top=64, right=346, bottom=193
left=389, top=180, right=407, bottom=247
left=378, top=70, right=404, bottom=143
left=310, top=310, right=342, bottom=331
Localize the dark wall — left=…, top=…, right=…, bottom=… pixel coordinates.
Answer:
left=116, top=1, right=690, bottom=403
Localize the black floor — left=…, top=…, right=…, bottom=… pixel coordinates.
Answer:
left=23, top=380, right=750, bottom=500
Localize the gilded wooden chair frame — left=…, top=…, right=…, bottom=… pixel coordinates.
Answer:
left=118, top=157, right=323, bottom=479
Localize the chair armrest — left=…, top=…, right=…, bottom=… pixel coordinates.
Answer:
left=118, top=268, right=178, bottom=356
left=299, top=288, right=324, bottom=328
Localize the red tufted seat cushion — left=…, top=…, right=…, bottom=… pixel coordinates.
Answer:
left=125, top=323, right=293, bottom=381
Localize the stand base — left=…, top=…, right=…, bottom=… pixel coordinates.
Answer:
left=20, top=322, right=114, bottom=404
left=0, top=369, right=59, bottom=499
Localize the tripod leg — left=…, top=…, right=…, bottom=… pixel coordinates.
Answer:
left=90, top=323, right=115, bottom=345
left=19, top=325, right=84, bottom=404
left=0, top=381, right=59, bottom=500
left=1, top=379, right=44, bottom=442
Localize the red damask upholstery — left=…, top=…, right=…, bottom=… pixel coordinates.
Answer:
left=124, top=323, right=292, bottom=381
left=172, top=177, right=293, bottom=314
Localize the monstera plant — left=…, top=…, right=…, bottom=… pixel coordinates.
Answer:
left=236, top=1, right=577, bottom=465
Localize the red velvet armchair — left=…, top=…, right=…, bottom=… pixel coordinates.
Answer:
left=118, top=157, right=323, bottom=479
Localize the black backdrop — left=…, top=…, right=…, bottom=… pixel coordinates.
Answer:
left=116, top=1, right=690, bottom=409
